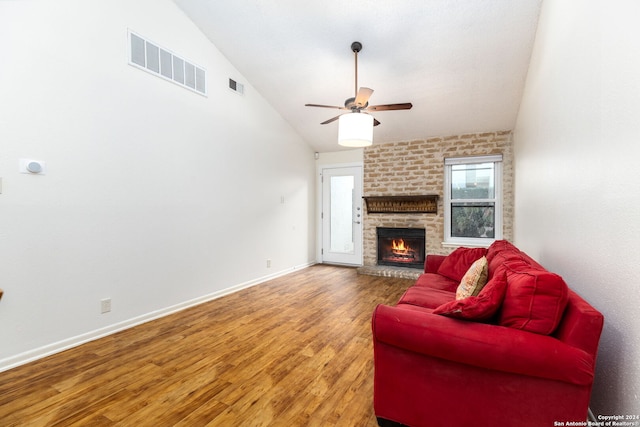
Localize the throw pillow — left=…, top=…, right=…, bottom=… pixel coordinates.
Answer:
left=437, top=247, right=487, bottom=282
left=433, top=270, right=508, bottom=321
left=455, top=256, right=488, bottom=300
left=498, top=264, right=570, bottom=335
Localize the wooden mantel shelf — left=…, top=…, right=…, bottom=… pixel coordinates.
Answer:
left=363, top=195, right=438, bottom=214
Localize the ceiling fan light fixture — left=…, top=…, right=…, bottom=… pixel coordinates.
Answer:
left=338, top=113, right=373, bottom=147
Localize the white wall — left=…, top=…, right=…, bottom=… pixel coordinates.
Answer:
left=514, top=0, right=640, bottom=416
left=0, top=0, right=315, bottom=370
left=315, top=149, right=364, bottom=166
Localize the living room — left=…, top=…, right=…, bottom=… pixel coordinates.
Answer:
left=1, top=0, right=638, bottom=424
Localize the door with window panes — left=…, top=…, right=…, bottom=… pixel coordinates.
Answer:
left=320, top=166, right=363, bottom=266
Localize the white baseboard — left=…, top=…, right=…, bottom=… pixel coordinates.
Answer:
left=0, top=262, right=315, bottom=373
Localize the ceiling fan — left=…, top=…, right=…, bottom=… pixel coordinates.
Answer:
left=305, top=41, right=413, bottom=128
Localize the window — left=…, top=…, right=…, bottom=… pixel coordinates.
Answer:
left=444, top=155, right=503, bottom=246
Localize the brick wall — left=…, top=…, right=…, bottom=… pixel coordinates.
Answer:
left=362, top=130, right=514, bottom=266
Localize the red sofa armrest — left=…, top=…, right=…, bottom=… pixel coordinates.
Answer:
left=424, top=254, right=447, bottom=273
left=372, top=304, right=596, bottom=386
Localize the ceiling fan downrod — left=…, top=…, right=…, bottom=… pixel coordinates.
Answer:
left=351, top=41, right=362, bottom=98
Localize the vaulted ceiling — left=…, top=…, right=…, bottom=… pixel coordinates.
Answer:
left=173, top=0, right=543, bottom=152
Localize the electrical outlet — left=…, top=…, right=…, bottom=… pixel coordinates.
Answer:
left=266, top=259, right=271, bottom=268
left=101, top=298, right=111, bottom=314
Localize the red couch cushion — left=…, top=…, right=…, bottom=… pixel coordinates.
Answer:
left=437, top=247, right=487, bottom=282
left=433, top=269, right=507, bottom=321
left=399, top=286, right=455, bottom=309
left=487, top=249, right=529, bottom=278
left=499, top=262, right=570, bottom=335
left=414, top=273, right=458, bottom=292
left=424, top=254, right=447, bottom=274
left=486, top=239, right=520, bottom=263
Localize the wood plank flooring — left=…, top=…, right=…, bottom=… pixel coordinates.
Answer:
left=0, top=265, right=412, bottom=426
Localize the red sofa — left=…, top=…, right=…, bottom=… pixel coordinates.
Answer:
left=372, top=240, right=604, bottom=427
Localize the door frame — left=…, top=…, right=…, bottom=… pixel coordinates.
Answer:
left=316, top=162, right=364, bottom=265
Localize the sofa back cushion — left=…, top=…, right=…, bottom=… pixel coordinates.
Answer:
left=486, top=240, right=546, bottom=279
left=486, top=239, right=520, bottom=263
left=437, top=247, right=487, bottom=282
left=487, top=249, right=529, bottom=279
left=499, top=262, right=570, bottom=335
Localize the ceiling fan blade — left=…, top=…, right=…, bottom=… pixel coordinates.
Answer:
left=320, top=115, right=341, bottom=125
left=373, top=118, right=381, bottom=126
left=366, top=102, right=413, bottom=111
left=305, top=103, right=347, bottom=110
left=354, top=87, right=373, bottom=107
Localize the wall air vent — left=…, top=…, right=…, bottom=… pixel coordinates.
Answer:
left=128, top=30, right=206, bottom=96
left=229, top=78, right=244, bottom=95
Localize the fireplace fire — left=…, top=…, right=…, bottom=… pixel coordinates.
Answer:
left=377, top=227, right=426, bottom=269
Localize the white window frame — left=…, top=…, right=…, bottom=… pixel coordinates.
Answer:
left=443, top=154, right=503, bottom=247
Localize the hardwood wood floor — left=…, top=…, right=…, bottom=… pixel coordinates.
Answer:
left=0, top=265, right=412, bottom=426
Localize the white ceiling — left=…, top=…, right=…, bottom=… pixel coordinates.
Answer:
left=173, top=0, right=543, bottom=153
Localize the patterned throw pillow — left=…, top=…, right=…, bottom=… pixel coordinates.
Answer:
left=455, top=256, right=488, bottom=300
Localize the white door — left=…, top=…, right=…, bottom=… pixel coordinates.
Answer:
left=321, top=166, right=363, bottom=266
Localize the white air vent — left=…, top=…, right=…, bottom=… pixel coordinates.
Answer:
left=128, top=30, right=206, bottom=96
left=229, top=78, right=244, bottom=95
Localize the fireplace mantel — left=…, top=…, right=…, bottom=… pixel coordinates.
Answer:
left=363, top=195, right=438, bottom=214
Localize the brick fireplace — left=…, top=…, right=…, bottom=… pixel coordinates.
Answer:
left=360, top=131, right=515, bottom=275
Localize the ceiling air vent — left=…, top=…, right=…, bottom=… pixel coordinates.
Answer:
left=128, top=30, right=206, bottom=96
left=229, top=78, right=244, bottom=95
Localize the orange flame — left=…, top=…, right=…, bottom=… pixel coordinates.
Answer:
left=391, top=239, right=411, bottom=254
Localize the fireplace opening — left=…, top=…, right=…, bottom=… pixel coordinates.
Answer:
left=377, top=227, right=426, bottom=269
